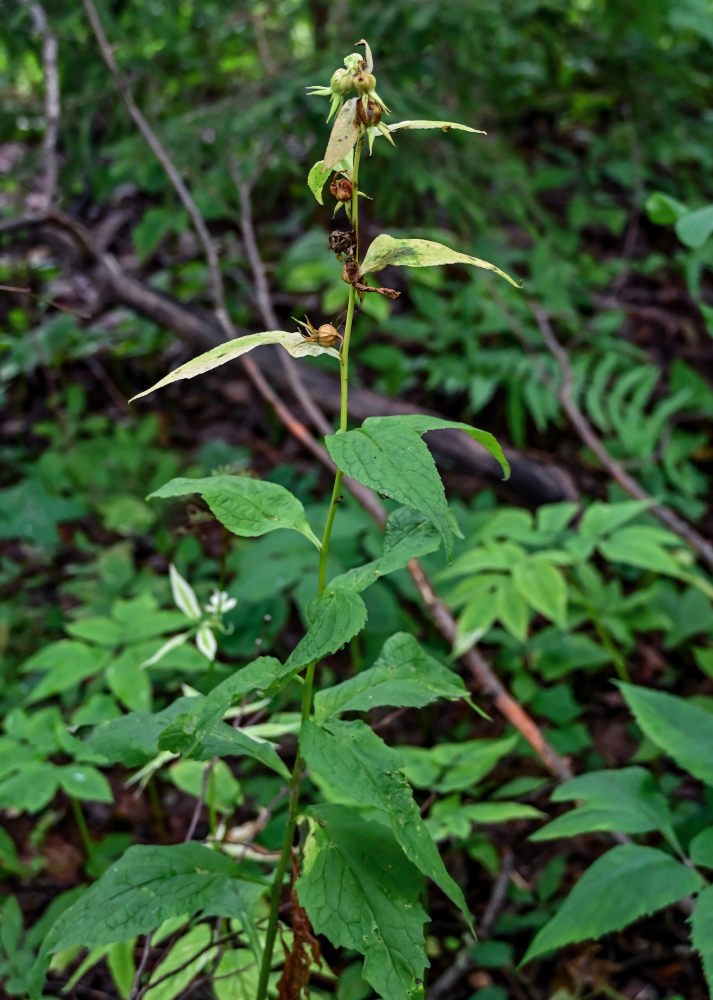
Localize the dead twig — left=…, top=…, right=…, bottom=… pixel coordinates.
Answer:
left=24, top=1, right=60, bottom=210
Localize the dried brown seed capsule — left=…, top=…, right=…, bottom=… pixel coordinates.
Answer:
left=341, top=258, right=360, bottom=284
left=330, top=177, right=353, bottom=202
left=316, top=324, right=339, bottom=347
left=356, top=99, right=382, bottom=125
left=328, top=230, right=354, bottom=255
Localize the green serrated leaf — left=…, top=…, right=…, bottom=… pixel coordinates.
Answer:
left=690, top=884, right=713, bottom=994
left=360, top=234, right=520, bottom=288
left=314, top=632, right=468, bottom=721
left=86, top=697, right=200, bottom=767
left=689, top=827, right=713, bottom=869
left=323, top=98, right=360, bottom=170
left=302, top=718, right=471, bottom=924
left=330, top=507, right=441, bottom=593
left=284, top=587, right=367, bottom=672
left=296, top=804, right=428, bottom=1000
left=618, top=683, right=713, bottom=786
left=157, top=656, right=284, bottom=759
left=522, top=844, right=703, bottom=964
left=326, top=415, right=509, bottom=560
left=44, top=843, right=266, bottom=953
left=307, top=160, right=332, bottom=204
left=130, top=331, right=338, bottom=401
left=599, top=526, right=682, bottom=576
left=530, top=767, right=676, bottom=843
left=149, top=475, right=321, bottom=548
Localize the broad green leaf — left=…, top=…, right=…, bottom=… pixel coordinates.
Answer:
left=326, top=415, right=509, bottom=560
left=599, top=526, right=682, bottom=576
left=56, top=765, right=113, bottom=803
left=401, top=735, right=519, bottom=793
left=578, top=499, right=652, bottom=540
left=284, top=587, right=367, bottom=672
left=323, top=98, right=360, bottom=170
left=388, top=120, right=486, bottom=135
left=157, top=656, right=283, bottom=758
left=689, top=827, right=713, bottom=868
left=130, top=331, right=339, bottom=401
left=169, top=564, right=201, bottom=620
left=427, top=801, right=543, bottom=840
left=24, top=641, right=107, bottom=704
left=530, top=767, right=676, bottom=843
left=645, top=192, right=688, bottom=226
left=360, top=234, right=520, bottom=288
left=675, top=204, right=713, bottom=248
left=512, top=559, right=567, bottom=628
left=522, top=844, right=703, bottom=963
left=159, top=716, right=289, bottom=779
left=619, top=683, right=713, bottom=786
left=330, top=507, right=441, bottom=592
left=302, top=719, right=470, bottom=922
left=496, top=578, right=530, bottom=641
left=690, top=884, right=713, bottom=995
left=86, top=697, right=200, bottom=766
left=44, top=843, right=265, bottom=952
left=307, top=159, right=332, bottom=204
left=149, top=475, right=321, bottom=548
left=314, top=632, right=468, bottom=720
left=0, top=762, right=58, bottom=813
left=106, top=649, right=152, bottom=712
left=296, top=804, right=428, bottom=1000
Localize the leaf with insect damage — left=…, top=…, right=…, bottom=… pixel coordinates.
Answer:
left=130, top=331, right=339, bottom=401
left=360, top=234, right=520, bottom=288
left=323, top=98, right=360, bottom=170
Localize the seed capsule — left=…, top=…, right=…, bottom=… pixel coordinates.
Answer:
left=353, top=71, right=376, bottom=95
left=356, top=100, right=382, bottom=125
left=316, top=324, right=340, bottom=347
left=330, top=177, right=353, bottom=202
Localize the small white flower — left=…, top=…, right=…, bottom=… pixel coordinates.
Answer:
left=205, top=589, right=237, bottom=615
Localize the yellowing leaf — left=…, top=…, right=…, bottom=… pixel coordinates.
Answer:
left=388, top=120, right=486, bottom=135
left=130, top=331, right=338, bottom=401
left=360, top=234, right=520, bottom=287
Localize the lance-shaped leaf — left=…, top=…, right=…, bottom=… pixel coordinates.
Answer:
left=522, top=844, right=703, bottom=964
left=159, top=715, right=289, bottom=779
left=388, top=120, right=486, bottom=135
left=323, top=98, right=360, bottom=170
left=314, top=632, right=468, bottom=721
left=284, top=587, right=367, bottom=672
left=360, top=233, right=520, bottom=287
left=330, top=506, right=441, bottom=593
left=149, top=476, right=321, bottom=549
left=530, top=767, right=677, bottom=844
left=325, top=415, right=509, bottom=559
left=302, top=718, right=471, bottom=925
left=130, top=331, right=338, bottom=401
left=297, top=804, right=428, bottom=1000
left=43, top=843, right=266, bottom=952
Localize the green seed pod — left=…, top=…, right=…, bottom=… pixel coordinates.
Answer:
left=330, top=68, right=353, bottom=96
left=354, top=71, right=376, bottom=95
left=343, top=52, right=363, bottom=75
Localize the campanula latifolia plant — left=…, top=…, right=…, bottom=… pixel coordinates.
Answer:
left=38, top=41, right=519, bottom=1000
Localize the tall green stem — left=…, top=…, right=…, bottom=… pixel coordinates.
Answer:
left=256, top=138, right=363, bottom=1000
